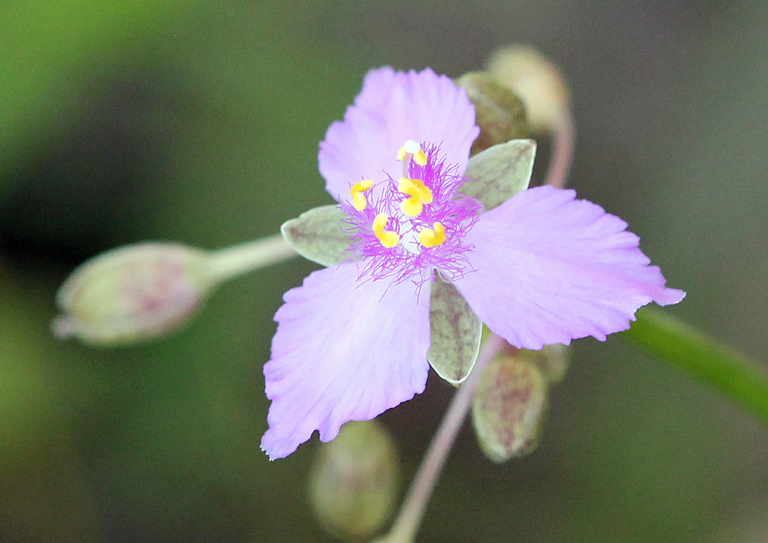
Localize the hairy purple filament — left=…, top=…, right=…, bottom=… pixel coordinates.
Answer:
left=341, top=143, right=482, bottom=287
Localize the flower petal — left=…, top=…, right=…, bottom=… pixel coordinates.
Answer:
left=261, top=262, right=432, bottom=459
left=454, top=185, right=685, bottom=350
left=319, top=67, right=479, bottom=203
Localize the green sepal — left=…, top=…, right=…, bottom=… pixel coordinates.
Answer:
left=460, top=139, right=536, bottom=210
left=280, top=205, right=353, bottom=267
left=427, top=275, right=483, bottom=387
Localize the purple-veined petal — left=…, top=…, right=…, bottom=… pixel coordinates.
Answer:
left=454, top=185, right=685, bottom=350
left=319, top=67, right=479, bottom=203
left=261, top=262, right=432, bottom=459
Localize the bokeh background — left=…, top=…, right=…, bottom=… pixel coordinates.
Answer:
left=1, top=1, right=767, bottom=542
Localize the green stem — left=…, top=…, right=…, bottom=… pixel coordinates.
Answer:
left=622, top=307, right=768, bottom=426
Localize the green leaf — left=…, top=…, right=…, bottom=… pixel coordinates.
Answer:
left=280, top=205, right=353, bottom=267
left=427, top=276, right=482, bottom=387
left=461, top=139, right=536, bottom=210
left=623, top=308, right=768, bottom=427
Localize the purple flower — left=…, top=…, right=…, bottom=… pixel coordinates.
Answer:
left=261, top=67, right=685, bottom=459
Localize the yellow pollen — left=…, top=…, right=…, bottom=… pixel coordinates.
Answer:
left=419, top=222, right=447, bottom=248
left=350, top=179, right=374, bottom=211
left=397, top=140, right=428, bottom=166
left=398, top=177, right=433, bottom=217
left=373, top=213, right=400, bottom=248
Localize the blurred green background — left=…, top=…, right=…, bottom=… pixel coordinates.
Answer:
left=1, top=1, right=767, bottom=542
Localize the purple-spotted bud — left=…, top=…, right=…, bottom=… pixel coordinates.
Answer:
left=522, top=343, right=571, bottom=384
left=471, top=353, right=548, bottom=463
left=308, top=421, right=400, bottom=541
left=486, top=45, right=570, bottom=134
left=454, top=72, right=529, bottom=155
left=52, top=243, right=213, bottom=346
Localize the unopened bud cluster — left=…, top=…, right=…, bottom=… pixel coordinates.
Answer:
left=486, top=45, right=570, bottom=134
left=52, top=243, right=214, bottom=346
left=53, top=236, right=295, bottom=347
left=308, top=421, right=400, bottom=541
left=455, top=72, right=529, bottom=155
left=471, top=344, right=570, bottom=463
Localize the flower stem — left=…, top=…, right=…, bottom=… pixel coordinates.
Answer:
left=544, top=110, right=575, bottom=189
left=373, top=334, right=508, bottom=543
left=205, top=235, right=298, bottom=283
left=622, top=307, right=768, bottom=426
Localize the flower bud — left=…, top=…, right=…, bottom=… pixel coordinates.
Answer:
left=52, top=243, right=214, bottom=346
left=308, top=421, right=400, bottom=541
left=521, top=343, right=571, bottom=384
left=454, top=71, right=529, bottom=155
left=486, top=45, right=570, bottom=134
left=471, top=354, right=548, bottom=463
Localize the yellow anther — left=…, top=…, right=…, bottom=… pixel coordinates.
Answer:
left=397, top=140, right=428, bottom=166
left=373, top=214, right=400, bottom=248
left=413, top=149, right=428, bottom=166
left=398, top=177, right=433, bottom=217
left=419, top=222, right=447, bottom=248
left=350, top=179, right=375, bottom=211
left=401, top=200, right=422, bottom=217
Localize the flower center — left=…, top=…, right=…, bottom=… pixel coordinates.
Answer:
left=342, top=141, right=481, bottom=286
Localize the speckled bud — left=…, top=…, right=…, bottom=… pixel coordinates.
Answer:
left=520, top=343, right=571, bottom=384
left=308, top=421, right=400, bottom=541
left=455, top=72, right=529, bottom=155
left=52, top=243, right=213, bottom=346
left=486, top=45, right=570, bottom=134
left=471, top=354, right=548, bottom=463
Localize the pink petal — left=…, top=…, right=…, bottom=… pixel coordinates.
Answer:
left=319, top=67, right=479, bottom=203
left=261, top=262, right=432, bottom=459
left=454, top=185, right=685, bottom=350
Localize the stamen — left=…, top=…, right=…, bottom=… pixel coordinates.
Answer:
left=398, top=178, right=433, bottom=217
left=418, top=222, right=446, bottom=248
left=397, top=140, right=428, bottom=168
left=350, top=179, right=375, bottom=211
left=373, top=214, right=400, bottom=248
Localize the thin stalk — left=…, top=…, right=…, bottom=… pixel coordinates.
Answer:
left=374, top=334, right=508, bottom=543
left=543, top=110, right=575, bottom=189
left=205, top=235, right=297, bottom=283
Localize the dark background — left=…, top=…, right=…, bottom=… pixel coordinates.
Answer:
left=1, top=1, right=767, bottom=541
